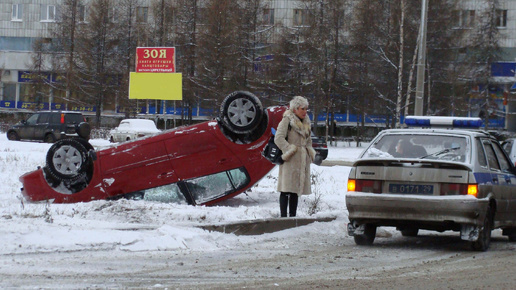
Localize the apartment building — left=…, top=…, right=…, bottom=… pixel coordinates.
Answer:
left=1, top=0, right=516, bottom=128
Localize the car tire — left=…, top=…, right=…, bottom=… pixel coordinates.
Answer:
left=472, top=206, right=492, bottom=251
left=44, top=133, right=56, bottom=143
left=46, top=138, right=90, bottom=182
left=400, top=228, right=419, bottom=237
left=7, top=131, right=19, bottom=141
left=508, top=232, right=516, bottom=242
left=220, top=91, right=263, bottom=134
left=354, top=224, right=376, bottom=246
left=314, top=155, right=324, bottom=166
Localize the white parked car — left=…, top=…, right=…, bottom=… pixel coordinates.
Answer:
left=109, top=119, right=160, bottom=143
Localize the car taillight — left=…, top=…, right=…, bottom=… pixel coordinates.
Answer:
left=467, top=184, right=478, bottom=197
left=440, top=183, right=478, bottom=197
left=61, top=113, right=65, bottom=124
left=347, top=179, right=356, bottom=191
left=348, top=179, right=382, bottom=193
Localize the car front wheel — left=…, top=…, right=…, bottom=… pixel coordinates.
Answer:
left=220, top=91, right=263, bottom=134
left=7, top=131, right=19, bottom=141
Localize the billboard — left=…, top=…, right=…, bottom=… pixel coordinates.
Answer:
left=136, top=47, right=176, bottom=73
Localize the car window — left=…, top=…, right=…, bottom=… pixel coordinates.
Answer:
left=483, top=140, right=500, bottom=171
left=143, top=183, right=188, bottom=204
left=502, top=140, right=513, bottom=154
left=492, top=142, right=512, bottom=173
left=50, top=113, right=61, bottom=124
left=476, top=139, right=488, bottom=167
left=118, top=121, right=130, bottom=129
left=363, top=134, right=468, bottom=162
left=38, top=113, right=50, bottom=123
left=26, top=114, right=39, bottom=125
left=185, top=167, right=250, bottom=204
left=65, top=113, right=84, bottom=124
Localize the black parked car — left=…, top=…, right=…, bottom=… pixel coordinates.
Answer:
left=311, top=132, right=328, bottom=165
left=6, top=111, right=90, bottom=143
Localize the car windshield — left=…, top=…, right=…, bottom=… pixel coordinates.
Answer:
left=362, top=134, right=469, bottom=163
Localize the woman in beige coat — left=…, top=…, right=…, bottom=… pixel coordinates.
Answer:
left=274, top=96, right=316, bottom=217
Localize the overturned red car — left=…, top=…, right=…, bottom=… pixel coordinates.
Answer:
left=20, top=91, right=286, bottom=205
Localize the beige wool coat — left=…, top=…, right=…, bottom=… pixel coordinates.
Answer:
left=274, top=110, right=316, bottom=196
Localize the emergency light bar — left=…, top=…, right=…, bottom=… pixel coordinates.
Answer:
left=405, top=116, right=483, bottom=129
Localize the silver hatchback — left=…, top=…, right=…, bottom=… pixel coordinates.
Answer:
left=346, top=118, right=516, bottom=251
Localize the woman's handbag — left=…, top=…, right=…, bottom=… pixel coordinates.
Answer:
left=262, top=135, right=284, bottom=165
left=262, top=127, right=289, bottom=165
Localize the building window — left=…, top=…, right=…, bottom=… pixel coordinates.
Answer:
left=136, top=7, right=148, bottom=23
left=12, top=4, right=23, bottom=21
left=263, top=9, right=274, bottom=25
left=3, top=84, right=17, bottom=102
left=293, top=9, right=311, bottom=26
left=78, top=5, right=87, bottom=22
left=496, top=9, right=507, bottom=28
left=41, top=4, right=57, bottom=22
left=452, top=10, right=475, bottom=28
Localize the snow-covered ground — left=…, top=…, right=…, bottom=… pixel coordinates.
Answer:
left=0, top=133, right=365, bottom=255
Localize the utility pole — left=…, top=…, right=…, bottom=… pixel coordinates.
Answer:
left=415, top=0, right=428, bottom=116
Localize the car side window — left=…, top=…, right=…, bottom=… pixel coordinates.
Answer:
left=185, top=167, right=250, bottom=204
left=38, top=113, right=49, bottom=124
left=483, top=140, right=501, bottom=171
left=26, top=114, right=39, bottom=125
left=50, top=113, right=61, bottom=124
left=476, top=139, right=488, bottom=167
left=144, top=183, right=187, bottom=204
left=502, top=140, right=513, bottom=154
left=492, top=142, right=512, bottom=173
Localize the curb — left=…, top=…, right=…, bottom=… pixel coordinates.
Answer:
left=199, top=217, right=337, bottom=236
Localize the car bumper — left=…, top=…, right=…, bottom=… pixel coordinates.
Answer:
left=346, top=192, right=489, bottom=227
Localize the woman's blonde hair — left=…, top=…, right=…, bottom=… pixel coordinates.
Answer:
left=289, top=96, right=309, bottom=111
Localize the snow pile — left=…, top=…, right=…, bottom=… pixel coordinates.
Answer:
left=0, top=134, right=364, bottom=255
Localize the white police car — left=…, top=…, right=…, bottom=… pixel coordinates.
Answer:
left=346, top=116, right=516, bottom=251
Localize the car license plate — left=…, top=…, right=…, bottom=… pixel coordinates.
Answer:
left=389, top=184, right=434, bottom=194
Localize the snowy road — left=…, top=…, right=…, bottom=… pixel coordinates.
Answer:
left=2, top=224, right=516, bottom=289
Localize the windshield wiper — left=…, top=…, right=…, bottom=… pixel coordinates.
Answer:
left=420, top=147, right=460, bottom=159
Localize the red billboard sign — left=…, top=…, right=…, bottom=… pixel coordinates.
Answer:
left=136, top=47, right=175, bottom=73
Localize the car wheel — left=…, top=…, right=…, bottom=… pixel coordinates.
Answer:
left=44, top=133, right=56, bottom=143
left=7, top=131, right=19, bottom=141
left=220, top=91, right=263, bottom=134
left=354, top=224, right=376, bottom=246
left=400, top=228, right=419, bottom=237
left=46, top=138, right=90, bottom=182
left=314, top=155, right=324, bottom=166
left=472, top=206, right=492, bottom=251
left=508, top=232, right=516, bottom=242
